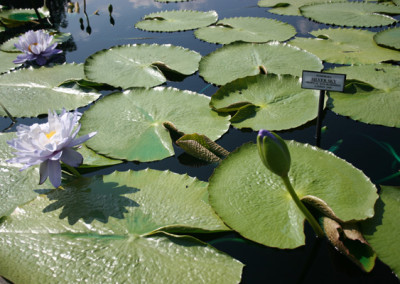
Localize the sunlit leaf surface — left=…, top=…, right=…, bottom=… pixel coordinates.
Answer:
left=210, top=74, right=322, bottom=131
left=199, top=42, right=323, bottom=85
left=300, top=2, right=400, bottom=27
left=327, top=64, right=400, bottom=127
left=84, top=44, right=201, bottom=88
left=0, top=170, right=242, bottom=283
left=361, top=186, right=400, bottom=277
left=374, top=27, right=400, bottom=50
left=209, top=142, right=378, bottom=249
left=80, top=87, right=230, bottom=162
left=0, top=64, right=100, bottom=117
left=290, top=28, right=400, bottom=64
left=135, top=10, right=218, bottom=32
left=258, top=0, right=342, bottom=16
left=194, top=17, right=296, bottom=44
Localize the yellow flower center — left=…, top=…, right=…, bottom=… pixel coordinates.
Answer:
left=45, top=130, right=56, bottom=139
left=28, top=42, right=38, bottom=53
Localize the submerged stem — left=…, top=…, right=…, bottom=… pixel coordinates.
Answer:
left=281, top=175, right=325, bottom=238
left=62, top=163, right=82, bottom=178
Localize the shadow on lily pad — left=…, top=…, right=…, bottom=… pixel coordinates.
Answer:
left=35, top=176, right=139, bottom=225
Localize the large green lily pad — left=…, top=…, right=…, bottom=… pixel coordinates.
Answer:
left=300, top=2, right=400, bottom=27
left=0, top=170, right=243, bottom=283
left=0, top=132, right=47, bottom=218
left=289, top=28, right=400, bottom=64
left=84, top=44, right=201, bottom=89
left=0, top=64, right=100, bottom=117
left=79, top=87, right=230, bottom=162
left=0, top=51, right=19, bottom=74
left=361, top=186, right=400, bottom=278
left=327, top=64, right=400, bottom=128
left=199, top=42, right=323, bottom=86
left=135, top=10, right=218, bottom=32
left=374, top=27, right=400, bottom=50
left=194, top=17, right=296, bottom=44
left=0, top=8, right=48, bottom=27
left=208, top=142, right=378, bottom=249
left=257, top=0, right=343, bottom=16
left=210, top=74, right=321, bottom=131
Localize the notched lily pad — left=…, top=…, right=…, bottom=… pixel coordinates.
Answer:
left=289, top=28, right=400, bottom=64
left=0, top=63, right=100, bottom=118
left=0, top=8, right=48, bottom=27
left=257, top=0, right=343, bottom=16
left=208, top=142, right=378, bottom=249
left=374, top=27, right=400, bottom=50
left=0, top=170, right=243, bottom=283
left=199, top=42, right=323, bottom=86
left=135, top=10, right=218, bottom=32
left=210, top=74, right=322, bottom=131
left=84, top=44, right=201, bottom=89
left=79, top=87, right=230, bottom=162
left=327, top=64, right=400, bottom=127
left=300, top=2, right=400, bottom=27
left=194, top=17, right=296, bottom=44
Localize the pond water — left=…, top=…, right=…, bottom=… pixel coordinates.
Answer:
left=1, top=0, right=399, bottom=283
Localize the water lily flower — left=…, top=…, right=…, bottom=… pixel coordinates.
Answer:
left=13, top=30, right=62, bottom=66
left=257, top=129, right=291, bottom=177
left=7, top=109, right=96, bottom=188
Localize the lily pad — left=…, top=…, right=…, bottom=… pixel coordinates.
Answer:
left=0, top=63, right=100, bottom=118
left=135, top=10, right=218, bottom=32
left=194, top=17, right=296, bottom=44
left=361, top=186, right=400, bottom=278
left=0, top=51, right=19, bottom=74
left=208, top=142, right=378, bottom=249
left=0, top=30, right=72, bottom=52
left=0, top=132, right=48, bottom=218
left=199, top=42, right=323, bottom=86
left=289, top=28, right=400, bottom=64
left=0, top=8, right=48, bottom=27
left=210, top=74, right=322, bottom=131
left=257, top=0, right=343, bottom=16
left=374, top=27, right=400, bottom=50
left=84, top=44, right=201, bottom=89
left=0, top=170, right=243, bottom=283
left=79, top=87, right=230, bottom=162
left=327, top=64, right=400, bottom=127
left=300, top=2, right=400, bottom=27
left=155, top=0, right=191, bottom=2
left=77, top=144, right=122, bottom=168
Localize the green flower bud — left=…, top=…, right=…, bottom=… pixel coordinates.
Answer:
left=257, top=129, right=291, bottom=177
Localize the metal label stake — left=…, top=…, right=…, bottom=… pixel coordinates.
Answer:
left=301, top=71, right=346, bottom=148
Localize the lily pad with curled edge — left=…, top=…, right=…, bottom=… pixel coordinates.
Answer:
left=0, top=170, right=243, bottom=283
left=135, top=10, right=218, bottom=32
left=194, top=17, right=296, bottom=44
left=210, top=74, right=322, bottom=131
left=0, top=63, right=100, bottom=118
left=0, top=51, right=19, bottom=74
left=289, top=28, right=400, bottom=64
left=300, top=2, right=400, bottom=27
left=327, top=64, right=400, bottom=127
left=361, top=186, right=400, bottom=278
left=0, top=132, right=50, bottom=218
left=79, top=87, right=230, bottom=162
left=199, top=42, right=323, bottom=86
left=374, top=27, right=400, bottom=50
left=208, top=142, right=378, bottom=249
left=84, top=44, right=201, bottom=89
left=257, top=0, right=343, bottom=16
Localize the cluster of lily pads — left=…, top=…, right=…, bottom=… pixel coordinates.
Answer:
left=0, top=0, right=399, bottom=283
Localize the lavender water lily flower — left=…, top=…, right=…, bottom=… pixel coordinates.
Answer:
left=7, top=109, right=96, bottom=188
left=13, top=30, right=62, bottom=66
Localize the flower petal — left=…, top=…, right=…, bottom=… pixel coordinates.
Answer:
left=47, top=160, right=61, bottom=188
left=39, top=160, right=49, bottom=184
left=61, top=148, right=83, bottom=167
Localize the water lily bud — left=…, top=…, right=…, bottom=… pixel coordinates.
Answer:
left=257, top=129, right=291, bottom=177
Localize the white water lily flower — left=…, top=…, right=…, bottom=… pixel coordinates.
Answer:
left=7, top=109, right=96, bottom=188
left=13, top=30, right=62, bottom=66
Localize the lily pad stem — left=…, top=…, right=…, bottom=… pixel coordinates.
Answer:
left=0, top=101, right=16, bottom=123
left=281, top=174, right=325, bottom=238
left=62, top=163, right=82, bottom=178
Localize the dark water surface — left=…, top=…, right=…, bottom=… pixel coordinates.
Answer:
left=1, top=0, right=399, bottom=283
